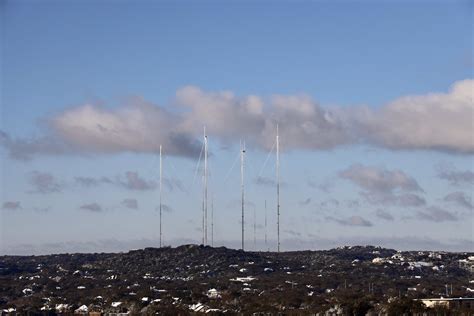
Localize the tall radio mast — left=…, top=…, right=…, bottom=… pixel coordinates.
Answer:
left=276, top=124, right=280, bottom=252
left=240, top=141, right=245, bottom=251
left=265, top=199, right=268, bottom=251
left=159, top=145, right=163, bottom=248
left=202, top=127, right=209, bottom=245
left=211, top=196, right=214, bottom=247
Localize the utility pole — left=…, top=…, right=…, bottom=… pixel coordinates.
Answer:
left=159, top=145, right=162, bottom=248
left=241, top=141, right=245, bottom=251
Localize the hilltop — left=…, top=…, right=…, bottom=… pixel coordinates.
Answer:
left=1, top=245, right=473, bottom=314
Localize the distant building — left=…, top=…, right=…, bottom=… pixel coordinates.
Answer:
left=418, top=298, right=474, bottom=310
left=459, top=257, right=474, bottom=273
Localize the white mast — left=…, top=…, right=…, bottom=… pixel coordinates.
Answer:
left=211, top=195, right=214, bottom=247
left=240, top=140, right=245, bottom=251
left=159, top=145, right=163, bottom=248
left=276, top=124, right=280, bottom=252
left=253, top=205, right=256, bottom=251
left=265, top=199, right=268, bottom=251
left=203, top=127, right=208, bottom=245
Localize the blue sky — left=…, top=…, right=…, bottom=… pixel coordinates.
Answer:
left=1, top=0, right=473, bottom=254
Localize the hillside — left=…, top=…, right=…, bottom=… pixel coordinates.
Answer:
left=1, top=245, right=473, bottom=314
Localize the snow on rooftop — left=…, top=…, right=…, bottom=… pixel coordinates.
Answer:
left=230, top=276, right=257, bottom=282
left=190, top=303, right=205, bottom=312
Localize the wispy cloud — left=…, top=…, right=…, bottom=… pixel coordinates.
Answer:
left=161, top=204, right=173, bottom=213
left=299, top=198, right=311, bottom=206
left=1, top=201, right=22, bottom=211
left=326, top=215, right=373, bottom=227
left=375, top=209, right=394, bottom=221
left=254, top=176, right=277, bottom=187
left=75, top=172, right=156, bottom=191
left=444, top=192, right=473, bottom=210
left=118, top=171, right=156, bottom=191
left=340, top=164, right=422, bottom=193
left=75, top=176, right=112, bottom=187
left=437, top=164, right=474, bottom=186
left=340, top=164, right=426, bottom=208
left=416, top=206, right=458, bottom=222
left=79, top=203, right=103, bottom=212
left=362, top=192, right=426, bottom=207
left=284, top=229, right=302, bottom=237
left=122, top=198, right=138, bottom=210
left=28, top=171, right=62, bottom=194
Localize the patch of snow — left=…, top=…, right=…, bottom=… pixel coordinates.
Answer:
left=75, top=305, right=88, bottom=313
left=207, top=288, right=221, bottom=299
left=22, top=288, right=33, bottom=295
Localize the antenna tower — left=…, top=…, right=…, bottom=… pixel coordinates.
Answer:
left=240, top=141, right=245, bottom=251
left=276, top=124, right=280, bottom=252
left=204, top=127, right=208, bottom=245
left=159, top=145, right=163, bottom=248
left=265, top=200, right=268, bottom=251
left=211, top=196, right=214, bottom=247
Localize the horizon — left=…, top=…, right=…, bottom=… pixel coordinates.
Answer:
left=3, top=241, right=473, bottom=257
left=1, top=0, right=473, bottom=255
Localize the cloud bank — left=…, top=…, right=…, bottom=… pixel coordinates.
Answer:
left=1, top=79, right=472, bottom=160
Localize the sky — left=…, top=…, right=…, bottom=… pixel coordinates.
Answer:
left=0, top=0, right=473, bottom=254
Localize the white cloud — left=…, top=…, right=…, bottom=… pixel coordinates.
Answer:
left=1, top=80, right=472, bottom=159
left=52, top=98, right=201, bottom=157
left=348, top=79, right=474, bottom=153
